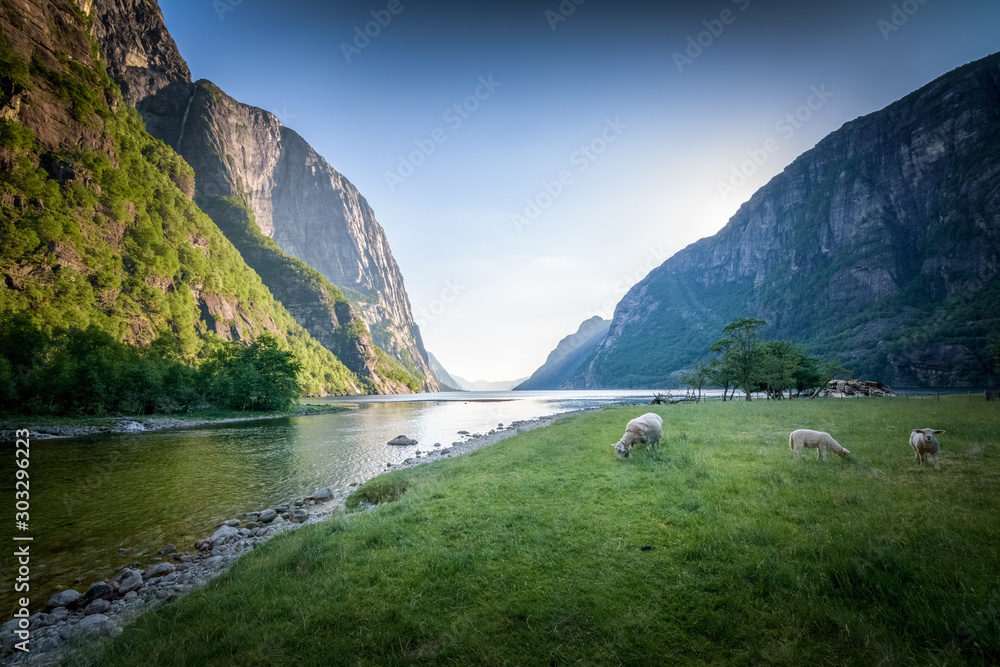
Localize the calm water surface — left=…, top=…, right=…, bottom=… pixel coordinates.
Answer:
left=1, top=390, right=654, bottom=615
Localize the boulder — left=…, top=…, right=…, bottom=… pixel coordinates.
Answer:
left=310, top=487, right=334, bottom=501
left=221, top=519, right=240, bottom=528
left=29, top=613, right=55, bottom=630
left=209, top=525, right=239, bottom=546
left=144, top=562, right=175, bottom=580
left=159, top=544, right=176, bottom=555
left=116, top=570, right=143, bottom=595
left=81, top=581, right=114, bottom=604
left=84, top=599, right=111, bottom=616
left=290, top=509, right=309, bottom=523
left=258, top=509, right=277, bottom=523
left=388, top=435, right=418, bottom=446
left=78, top=614, right=114, bottom=637
left=46, top=589, right=81, bottom=611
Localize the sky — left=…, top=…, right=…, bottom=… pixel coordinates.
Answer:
left=156, top=0, right=1000, bottom=382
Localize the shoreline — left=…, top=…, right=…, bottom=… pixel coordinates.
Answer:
left=0, top=405, right=351, bottom=442
left=0, top=407, right=602, bottom=666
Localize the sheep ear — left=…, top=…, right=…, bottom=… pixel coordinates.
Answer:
left=912, top=429, right=922, bottom=434
left=933, top=430, right=944, bottom=434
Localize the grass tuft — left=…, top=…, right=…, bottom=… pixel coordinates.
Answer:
left=346, top=474, right=410, bottom=508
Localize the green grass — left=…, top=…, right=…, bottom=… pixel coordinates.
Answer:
left=71, top=397, right=1000, bottom=666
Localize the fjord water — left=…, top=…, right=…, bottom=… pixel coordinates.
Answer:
left=1, top=391, right=652, bottom=614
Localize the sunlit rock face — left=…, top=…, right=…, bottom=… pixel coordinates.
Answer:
left=92, top=0, right=438, bottom=391
left=570, top=54, right=1000, bottom=389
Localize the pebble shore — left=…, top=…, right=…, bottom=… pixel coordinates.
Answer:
left=0, top=409, right=589, bottom=666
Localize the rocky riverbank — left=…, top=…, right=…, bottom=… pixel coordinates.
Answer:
left=0, top=410, right=586, bottom=666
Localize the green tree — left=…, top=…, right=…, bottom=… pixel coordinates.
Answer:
left=203, top=334, right=302, bottom=411
left=705, top=342, right=738, bottom=401
left=756, top=340, right=802, bottom=399
left=715, top=318, right=767, bottom=401
left=679, top=361, right=709, bottom=401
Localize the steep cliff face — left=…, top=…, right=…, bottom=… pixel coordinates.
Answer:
left=90, top=0, right=188, bottom=106
left=571, top=54, right=1000, bottom=389
left=91, top=0, right=438, bottom=391
left=269, top=126, right=434, bottom=387
left=0, top=0, right=366, bottom=395
left=515, top=316, right=610, bottom=390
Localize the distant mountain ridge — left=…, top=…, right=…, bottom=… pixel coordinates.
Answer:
left=427, top=352, right=462, bottom=391
left=91, top=0, right=439, bottom=391
left=569, top=53, right=1000, bottom=389
left=515, top=316, right=610, bottom=390
left=451, top=376, right=529, bottom=392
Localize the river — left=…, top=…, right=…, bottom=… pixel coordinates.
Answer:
left=1, top=390, right=656, bottom=615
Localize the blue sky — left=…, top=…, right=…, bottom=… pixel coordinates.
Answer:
left=158, top=0, right=1000, bottom=381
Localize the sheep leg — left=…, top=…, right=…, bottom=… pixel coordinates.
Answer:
left=933, top=453, right=940, bottom=470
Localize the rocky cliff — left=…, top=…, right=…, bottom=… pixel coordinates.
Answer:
left=91, top=0, right=438, bottom=391
left=0, top=0, right=368, bottom=395
left=515, top=316, right=610, bottom=390
left=571, top=53, right=1000, bottom=389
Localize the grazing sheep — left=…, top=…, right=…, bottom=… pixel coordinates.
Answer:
left=613, top=413, right=663, bottom=460
left=789, top=429, right=851, bottom=461
left=909, top=428, right=944, bottom=469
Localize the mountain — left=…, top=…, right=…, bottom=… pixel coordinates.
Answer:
left=91, top=0, right=439, bottom=391
left=515, top=316, right=611, bottom=390
left=451, top=376, right=529, bottom=392
left=427, top=352, right=462, bottom=391
left=0, top=0, right=389, bottom=394
left=570, top=54, right=1000, bottom=389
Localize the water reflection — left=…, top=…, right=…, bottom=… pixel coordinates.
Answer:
left=1, top=390, right=652, bottom=614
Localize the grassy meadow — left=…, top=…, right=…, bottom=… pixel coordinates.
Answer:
left=73, top=396, right=1000, bottom=666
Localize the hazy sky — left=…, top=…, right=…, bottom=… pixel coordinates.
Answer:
left=157, top=0, right=1000, bottom=382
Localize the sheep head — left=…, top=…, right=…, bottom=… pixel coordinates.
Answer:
left=912, top=428, right=944, bottom=444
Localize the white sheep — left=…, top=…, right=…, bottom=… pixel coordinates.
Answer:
left=789, top=429, right=850, bottom=461
left=613, top=413, right=663, bottom=460
left=909, top=428, right=944, bottom=469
